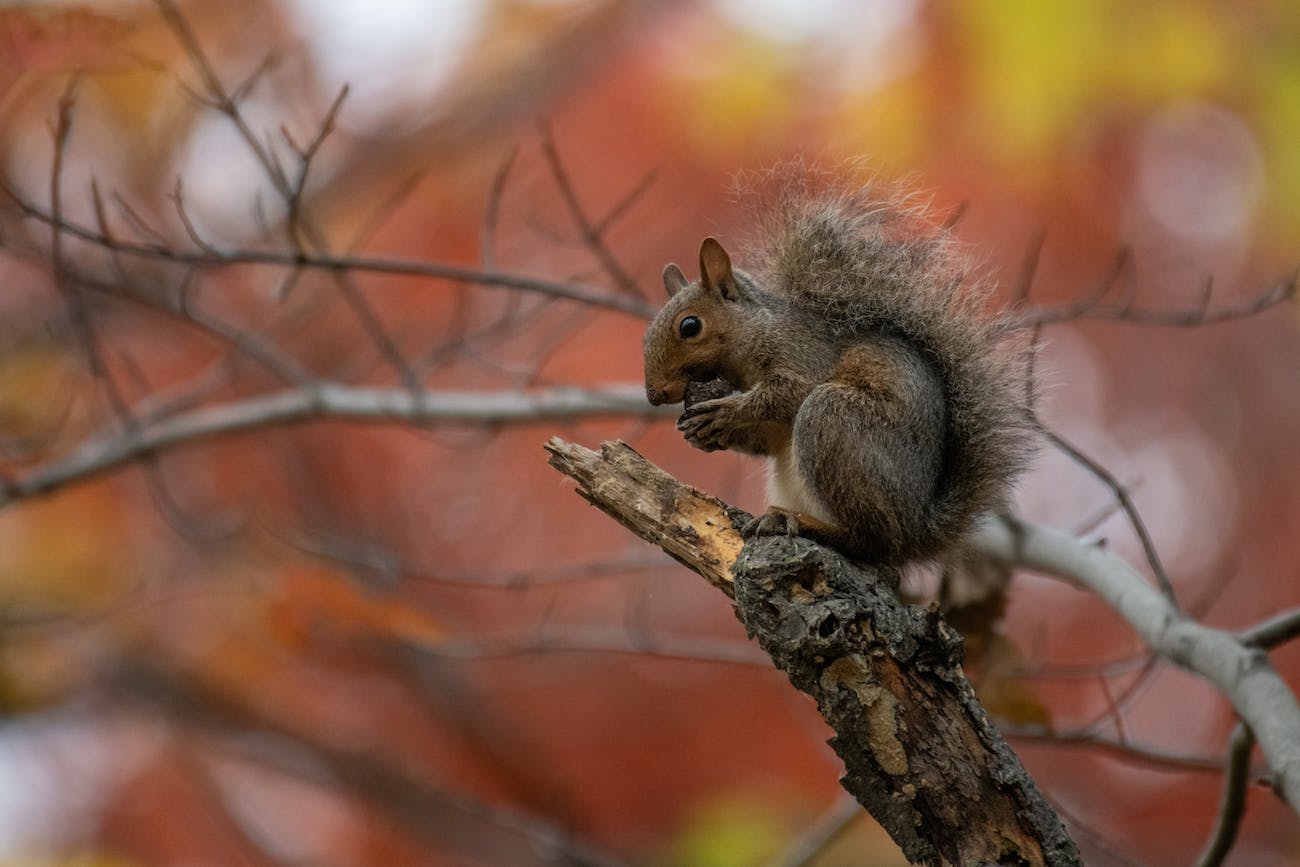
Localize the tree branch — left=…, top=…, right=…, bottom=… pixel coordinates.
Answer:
left=2, top=385, right=666, bottom=507
left=4, top=185, right=655, bottom=319
left=544, top=438, right=1081, bottom=867
left=1195, top=723, right=1255, bottom=867
left=971, top=515, right=1300, bottom=810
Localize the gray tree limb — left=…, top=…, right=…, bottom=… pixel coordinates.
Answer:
left=971, top=515, right=1300, bottom=810
left=2, top=385, right=665, bottom=507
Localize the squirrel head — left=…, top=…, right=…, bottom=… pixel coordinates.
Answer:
left=643, top=237, right=749, bottom=406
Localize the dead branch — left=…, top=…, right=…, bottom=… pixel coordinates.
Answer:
left=544, top=438, right=1081, bottom=867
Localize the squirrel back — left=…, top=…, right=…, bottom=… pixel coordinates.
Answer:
left=645, top=168, right=1034, bottom=564
left=746, top=173, right=1034, bottom=555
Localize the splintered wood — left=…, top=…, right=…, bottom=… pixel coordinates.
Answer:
left=544, top=437, right=745, bottom=597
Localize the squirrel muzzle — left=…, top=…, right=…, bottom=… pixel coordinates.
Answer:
left=644, top=381, right=682, bottom=406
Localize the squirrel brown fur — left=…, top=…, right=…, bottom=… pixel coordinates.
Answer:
left=643, top=172, right=1033, bottom=566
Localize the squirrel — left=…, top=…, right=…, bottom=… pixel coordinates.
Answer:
left=642, top=173, right=1033, bottom=568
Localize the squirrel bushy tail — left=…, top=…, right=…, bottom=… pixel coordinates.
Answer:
left=744, top=168, right=1035, bottom=552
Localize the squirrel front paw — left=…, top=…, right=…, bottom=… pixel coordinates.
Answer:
left=677, top=396, right=740, bottom=452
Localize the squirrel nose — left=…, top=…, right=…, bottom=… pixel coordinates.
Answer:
left=646, top=387, right=667, bottom=406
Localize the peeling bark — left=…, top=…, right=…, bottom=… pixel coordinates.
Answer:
left=545, top=438, right=1080, bottom=867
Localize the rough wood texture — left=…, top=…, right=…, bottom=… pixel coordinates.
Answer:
left=545, top=438, right=1080, bottom=867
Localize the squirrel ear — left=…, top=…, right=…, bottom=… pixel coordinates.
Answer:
left=699, top=237, right=738, bottom=300
left=662, top=263, right=688, bottom=297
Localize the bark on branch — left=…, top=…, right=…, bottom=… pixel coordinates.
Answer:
left=544, top=437, right=1080, bottom=867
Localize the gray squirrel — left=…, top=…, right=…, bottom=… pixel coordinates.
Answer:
left=642, top=174, right=1032, bottom=566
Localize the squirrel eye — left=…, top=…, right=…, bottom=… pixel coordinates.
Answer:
left=678, top=316, right=702, bottom=339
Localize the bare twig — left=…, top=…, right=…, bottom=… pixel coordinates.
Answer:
left=1021, top=312, right=1175, bottom=604
left=57, top=255, right=319, bottom=390
left=117, top=662, right=633, bottom=867
left=1032, top=417, right=1176, bottom=603
left=4, top=190, right=654, bottom=317
left=412, top=625, right=769, bottom=667
left=769, top=795, right=861, bottom=867
left=157, top=0, right=423, bottom=391
left=47, top=80, right=135, bottom=427
left=973, top=514, right=1300, bottom=810
left=1195, top=723, right=1256, bottom=867
left=1012, top=229, right=1046, bottom=306
left=481, top=145, right=518, bottom=270
left=540, top=123, right=646, bottom=300
left=593, top=168, right=657, bottom=236
left=1004, top=726, right=1232, bottom=776
left=1240, top=606, right=1300, bottom=649
left=1018, top=268, right=1297, bottom=329
left=282, top=84, right=350, bottom=254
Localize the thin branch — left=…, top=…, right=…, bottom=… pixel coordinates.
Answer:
left=1021, top=318, right=1175, bottom=604
left=1073, top=654, right=1161, bottom=742
left=481, top=145, right=518, bottom=270
left=1, top=384, right=667, bottom=507
left=283, top=84, right=350, bottom=254
left=154, top=0, right=287, bottom=191
left=157, top=0, right=423, bottom=391
left=972, top=514, right=1300, bottom=810
left=276, top=521, right=669, bottom=589
left=117, top=662, right=632, bottom=867
left=1047, top=796, right=1144, bottom=867
left=111, top=190, right=172, bottom=247
left=1195, top=723, right=1256, bottom=867
left=4, top=191, right=653, bottom=318
left=412, top=625, right=769, bottom=668
left=593, top=168, right=657, bottom=236
left=1005, top=726, right=1231, bottom=776
left=47, top=80, right=135, bottom=427
left=50, top=254, right=319, bottom=390
left=540, top=123, right=646, bottom=300
left=1025, top=246, right=1132, bottom=322
left=170, top=176, right=219, bottom=254
left=1032, top=416, right=1176, bottom=603
left=1017, top=268, right=1297, bottom=329
left=1012, top=229, right=1046, bottom=307
left=141, top=456, right=246, bottom=542
left=1240, top=606, right=1300, bottom=649
left=769, top=795, right=861, bottom=867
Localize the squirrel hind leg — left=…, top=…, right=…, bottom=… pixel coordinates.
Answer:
left=742, top=506, right=903, bottom=591
left=793, top=346, right=947, bottom=564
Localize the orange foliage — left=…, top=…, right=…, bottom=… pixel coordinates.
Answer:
left=0, top=1, right=1297, bottom=865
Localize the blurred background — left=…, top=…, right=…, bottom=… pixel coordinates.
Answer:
left=0, top=0, right=1298, bottom=864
